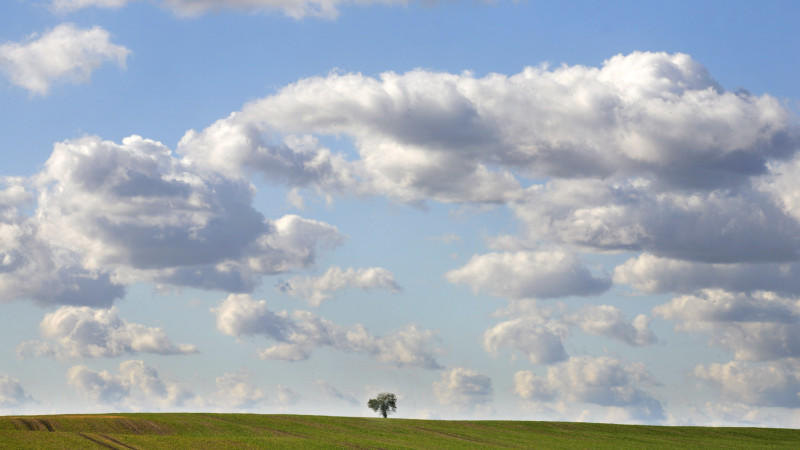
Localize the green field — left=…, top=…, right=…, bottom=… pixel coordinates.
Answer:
left=1, top=413, right=799, bottom=449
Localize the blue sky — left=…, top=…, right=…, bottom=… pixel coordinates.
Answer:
left=2, top=0, right=800, bottom=426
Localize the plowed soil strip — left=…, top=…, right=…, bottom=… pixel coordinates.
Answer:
left=100, top=434, right=138, bottom=449
left=13, top=418, right=35, bottom=431
left=35, top=419, right=54, bottom=432
left=78, top=433, right=118, bottom=449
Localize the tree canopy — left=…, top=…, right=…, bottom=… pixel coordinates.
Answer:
left=367, top=393, right=397, bottom=418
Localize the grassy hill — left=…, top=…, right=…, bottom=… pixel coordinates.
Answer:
left=1, top=413, right=799, bottom=449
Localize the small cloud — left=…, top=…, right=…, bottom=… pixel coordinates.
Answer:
left=67, top=360, right=194, bottom=410
left=433, top=367, right=493, bottom=411
left=278, top=266, right=401, bottom=306
left=213, top=293, right=442, bottom=369
left=0, top=375, right=34, bottom=408
left=18, top=306, right=197, bottom=359
left=0, top=24, right=129, bottom=95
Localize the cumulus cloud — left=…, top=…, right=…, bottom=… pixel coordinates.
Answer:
left=278, top=266, right=401, bottom=306
left=511, top=179, right=800, bottom=264
left=484, top=300, right=655, bottom=364
left=2, top=128, right=343, bottom=307
left=177, top=51, right=798, bottom=205
left=615, top=253, right=800, bottom=295
left=212, top=371, right=267, bottom=409
left=0, top=375, right=34, bottom=408
left=654, top=289, right=800, bottom=361
left=566, top=305, right=656, bottom=347
left=446, top=250, right=610, bottom=299
left=483, top=301, right=569, bottom=364
left=0, top=24, right=129, bottom=95
left=17, top=306, right=197, bottom=358
left=514, top=356, right=664, bottom=422
left=67, top=360, right=194, bottom=409
left=695, top=359, right=800, bottom=408
left=276, top=385, right=300, bottom=406
left=433, top=367, right=493, bottom=410
left=30, top=135, right=342, bottom=295
left=0, top=180, right=124, bottom=307
left=213, top=294, right=441, bottom=368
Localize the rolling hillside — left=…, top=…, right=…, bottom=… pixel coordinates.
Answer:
left=1, top=413, right=800, bottom=448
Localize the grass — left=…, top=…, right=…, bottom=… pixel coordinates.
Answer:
left=1, top=413, right=799, bottom=448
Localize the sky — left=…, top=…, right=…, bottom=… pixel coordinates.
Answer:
left=1, top=0, right=800, bottom=427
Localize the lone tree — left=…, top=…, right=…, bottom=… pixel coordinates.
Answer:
left=367, top=392, right=397, bottom=418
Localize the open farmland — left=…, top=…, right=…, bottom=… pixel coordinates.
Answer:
left=1, top=413, right=799, bottom=449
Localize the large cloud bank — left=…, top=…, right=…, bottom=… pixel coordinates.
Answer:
left=179, top=51, right=797, bottom=204
left=6, top=50, right=800, bottom=421
left=2, top=135, right=343, bottom=307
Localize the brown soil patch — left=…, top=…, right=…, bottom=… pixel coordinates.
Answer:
left=7, top=415, right=171, bottom=435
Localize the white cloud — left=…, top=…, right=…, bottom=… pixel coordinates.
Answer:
left=761, top=152, right=800, bottom=224
left=0, top=375, right=34, bottom=408
left=615, top=253, right=800, bottom=295
left=566, top=305, right=656, bottom=347
left=0, top=179, right=31, bottom=218
left=695, top=359, right=800, bottom=408
left=446, top=250, right=610, bottom=299
left=179, top=127, right=359, bottom=192
left=18, top=306, right=197, bottom=358
left=213, top=293, right=442, bottom=368
left=178, top=52, right=798, bottom=205
left=67, top=360, right=194, bottom=409
left=278, top=266, right=401, bottom=306
left=213, top=371, right=267, bottom=409
left=0, top=184, right=124, bottom=307
left=286, top=188, right=305, bottom=210
left=484, top=300, right=655, bottom=364
left=514, top=356, right=664, bottom=422
left=2, top=131, right=344, bottom=307
left=654, top=289, right=800, bottom=361
left=276, top=385, right=300, bottom=406
left=511, top=179, right=800, bottom=264
left=688, top=401, right=800, bottom=428
left=433, top=367, right=492, bottom=410
left=31, top=135, right=342, bottom=295
left=0, top=24, right=129, bottom=95
left=483, top=301, right=569, bottom=365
